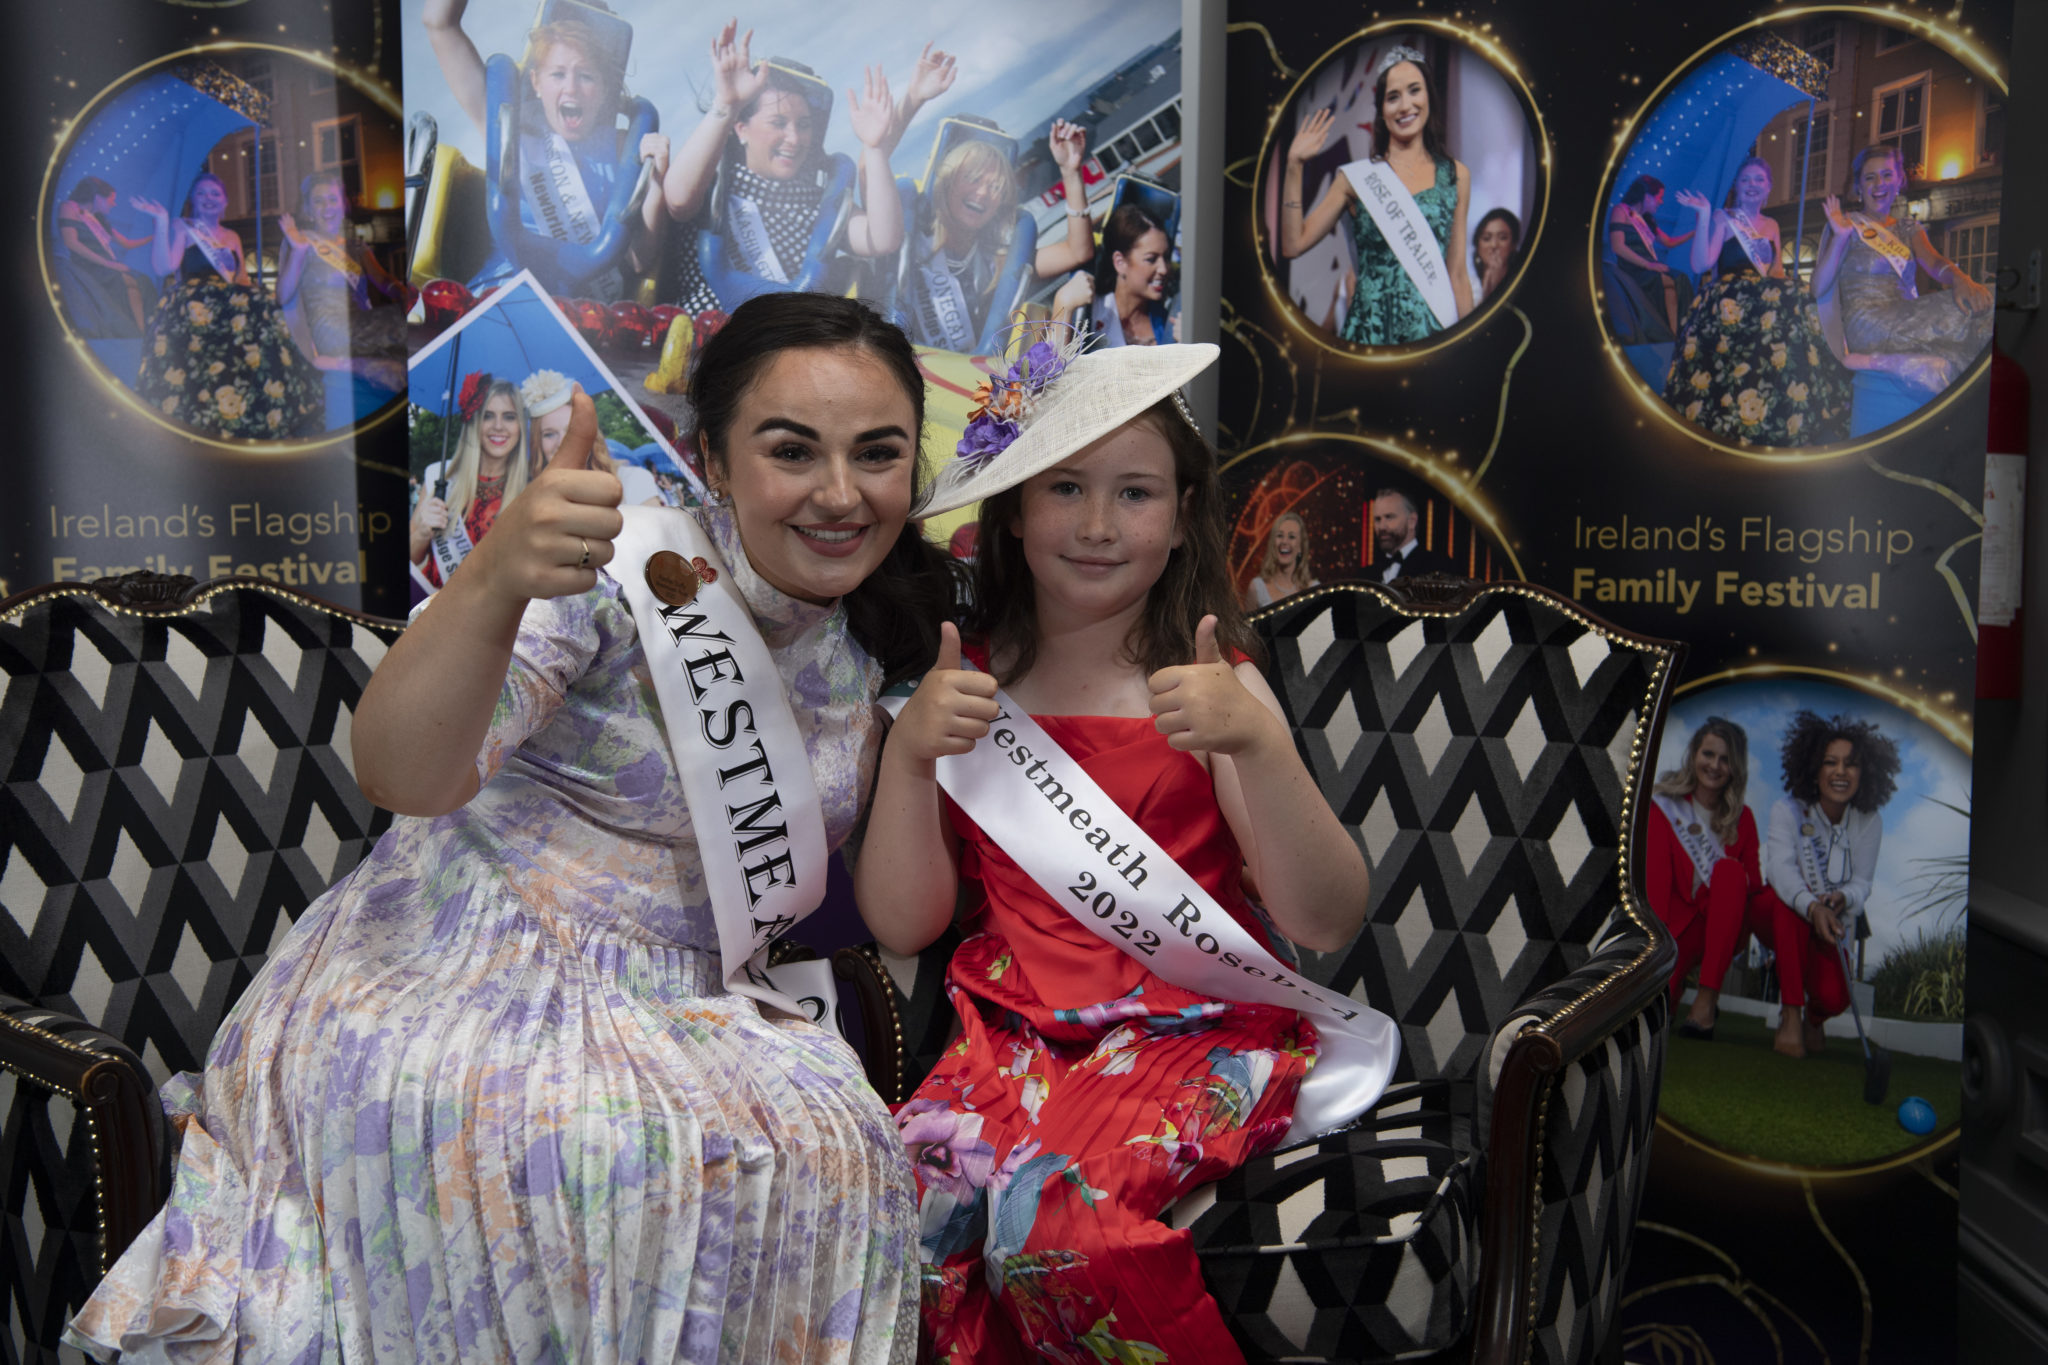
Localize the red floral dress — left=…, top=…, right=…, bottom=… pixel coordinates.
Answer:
left=901, top=672, right=1314, bottom=1364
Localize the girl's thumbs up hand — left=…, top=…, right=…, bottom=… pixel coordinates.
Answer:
left=1146, top=616, right=1278, bottom=756
left=888, top=621, right=1001, bottom=767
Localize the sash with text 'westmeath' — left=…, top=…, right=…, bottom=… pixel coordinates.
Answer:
left=614, top=505, right=833, bottom=1020
left=882, top=686, right=1401, bottom=1142
left=1339, top=157, right=1459, bottom=331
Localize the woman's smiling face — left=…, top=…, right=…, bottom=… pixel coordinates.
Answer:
left=476, top=395, right=522, bottom=462
left=1734, top=162, right=1772, bottom=208
left=737, top=88, right=818, bottom=180
left=308, top=179, right=348, bottom=235
left=189, top=177, right=227, bottom=220
left=1477, top=217, right=1516, bottom=266
left=1381, top=62, right=1430, bottom=141
left=710, top=346, right=917, bottom=603
left=1114, top=228, right=1171, bottom=302
left=1857, top=152, right=1904, bottom=214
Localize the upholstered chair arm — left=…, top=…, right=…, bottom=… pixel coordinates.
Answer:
left=0, top=992, right=168, bottom=1273
left=1470, top=905, right=1675, bottom=1364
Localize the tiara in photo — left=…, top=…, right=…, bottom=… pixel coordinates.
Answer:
left=1372, top=44, right=1427, bottom=86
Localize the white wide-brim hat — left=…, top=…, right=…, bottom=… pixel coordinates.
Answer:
left=919, top=341, right=1219, bottom=519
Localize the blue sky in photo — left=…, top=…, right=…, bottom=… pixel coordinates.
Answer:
left=403, top=0, right=1180, bottom=183
left=1655, top=678, right=1972, bottom=977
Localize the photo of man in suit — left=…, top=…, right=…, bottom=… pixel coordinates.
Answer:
left=1369, top=488, right=1459, bottom=582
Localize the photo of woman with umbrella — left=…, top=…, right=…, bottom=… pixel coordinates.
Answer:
left=410, top=370, right=531, bottom=587
left=1662, top=155, right=1851, bottom=448
left=408, top=274, right=699, bottom=595
left=55, top=176, right=156, bottom=336
left=132, top=171, right=327, bottom=440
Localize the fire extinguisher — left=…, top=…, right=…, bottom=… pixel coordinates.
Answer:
left=1978, top=344, right=2028, bottom=700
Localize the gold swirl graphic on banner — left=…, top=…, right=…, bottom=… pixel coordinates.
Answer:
left=1224, top=22, right=1297, bottom=79
left=1471, top=306, right=1534, bottom=487
left=1623, top=1220, right=1836, bottom=1365
left=38, top=43, right=405, bottom=460
left=1588, top=6, right=2005, bottom=464
left=1250, top=18, right=1553, bottom=365
left=1864, top=456, right=1986, bottom=641
left=1803, top=1179, right=1873, bottom=1365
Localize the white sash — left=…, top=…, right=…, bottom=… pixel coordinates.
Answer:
left=518, top=107, right=604, bottom=247
left=727, top=193, right=791, bottom=283
left=914, top=237, right=978, bottom=352
left=612, top=505, right=830, bottom=1017
left=183, top=221, right=239, bottom=279
left=882, top=687, right=1401, bottom=1143
left=1340, top=158, right=1458, bottom=330
left=1727, top=212, right=1775, bottom=274
left=1792, top=801, right=1856, bottom=930
left=428, top=515, right=477, bottom=586
left=1653, top=794, right=1727, bottom=891
left=1846, top=212, right=1914, bottom=279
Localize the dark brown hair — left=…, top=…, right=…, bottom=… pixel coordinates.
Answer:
left=1779, top=710, right=1901, bottom=814
left=1371, top=53, right=1448, bottom=164
left=68, top=176, right=116, bottom=206
left=689, top=292, right=960, bottom=685
left=968, top=398, right=1262, bottom=684
left=1093, top=202, right=1166, bottom=295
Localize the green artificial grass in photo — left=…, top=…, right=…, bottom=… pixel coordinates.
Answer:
left=1658, top=1016, right=1962, bottom=1167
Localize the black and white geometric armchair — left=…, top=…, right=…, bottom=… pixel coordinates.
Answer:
left=0, top=573, right=400, bottom=1360
left=835, top=575, right=1683, bottom=1364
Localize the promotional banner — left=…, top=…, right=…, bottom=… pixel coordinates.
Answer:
left=1219, top=6, right=2000, bottom=1360
left=399, top=0, right=1185, bottom=562
left=5, top=1, right=411, bottom=615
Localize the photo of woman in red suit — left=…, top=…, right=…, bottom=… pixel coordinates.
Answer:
left=1645, top=717, right=1767, bottom=1041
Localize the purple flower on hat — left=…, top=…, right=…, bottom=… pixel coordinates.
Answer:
left=1018, top=340, right=1066, bottom=385
left=959, top=412, right=1020, bottom=466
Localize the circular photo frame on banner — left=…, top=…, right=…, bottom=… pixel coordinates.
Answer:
left=39, top=46, right=408, bottom=455
left=1647, top=669, right=1968, bottom=1172
left=1220, top=433, right=1521, bottom=599
left=1254, top=20, right=1549, bottom=363
left=1593, top=10, right=2004, bottom=461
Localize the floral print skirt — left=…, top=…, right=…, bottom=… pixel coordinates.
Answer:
left=66, top=847, right=920, bottom=1364
left=136, top=276, right=327, bottom=439
left=1662, top=270, right=1853, bottom=448
left=902, top=937, right=1312, bottom=1364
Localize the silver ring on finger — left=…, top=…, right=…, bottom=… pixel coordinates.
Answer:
left=577, top=537, right=591, bottom=570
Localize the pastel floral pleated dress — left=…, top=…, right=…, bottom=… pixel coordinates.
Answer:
left=69, top=504, right=920, bottom=1364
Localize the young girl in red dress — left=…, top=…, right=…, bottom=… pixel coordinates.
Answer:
left=856, top=341, right=1373, bottom=1362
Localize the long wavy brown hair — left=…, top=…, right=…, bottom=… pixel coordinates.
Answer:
left=969, top=399, right=1262, bottom=685
left=1652, top=717, right=1751, bottom=846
